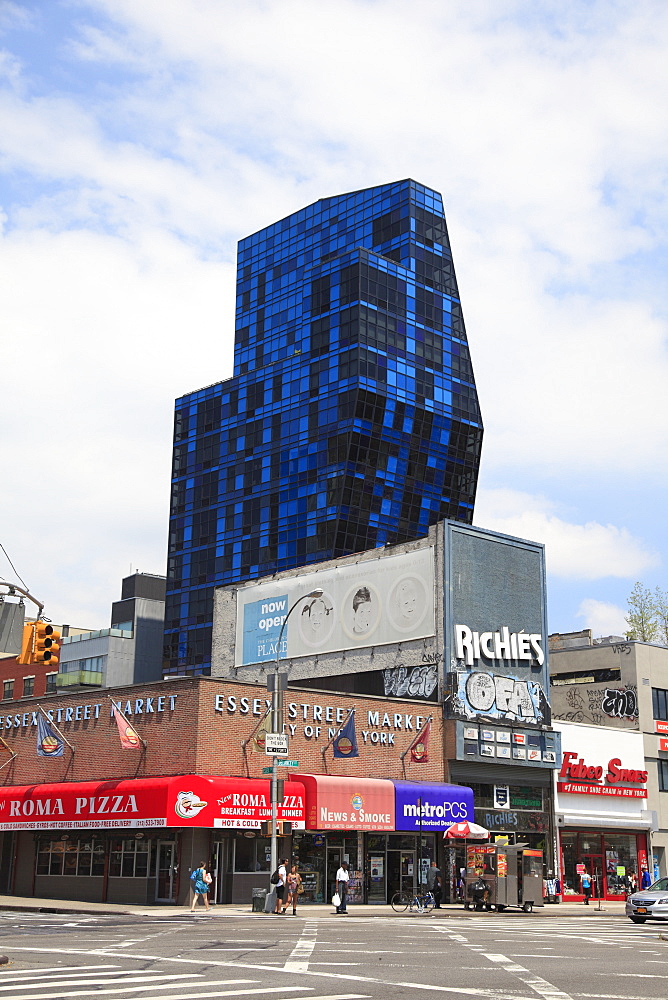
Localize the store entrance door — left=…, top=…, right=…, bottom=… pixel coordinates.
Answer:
left=582, top=855, right=604, bottom=898
left=326, top=847, right=343, bottom=906
left=155, top=841, right=177, bottom=902
left=387, top=850, right=416, bottom=899
left=213, top=840, right=231, bottom=904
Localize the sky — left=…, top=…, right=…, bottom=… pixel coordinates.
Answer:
left=0, top=0, right=666, bottom=640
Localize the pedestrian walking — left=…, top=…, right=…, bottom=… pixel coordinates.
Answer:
left=190, top=861, right=211, bottom=912
left=335, top=861, right=350, bottom=914
left=581, top=870, right=592, bottom=904
left=284, top=864, right=302, bottom=914
left=427, top=861, right=443, bottom=908
left=274, top=857, right=289, bottom=914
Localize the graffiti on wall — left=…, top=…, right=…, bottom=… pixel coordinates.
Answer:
left=552, top=684, right=639, bottom=729
left=448, top=670, right=550, bottom=725
left=383, top=660, right=439, bottom=700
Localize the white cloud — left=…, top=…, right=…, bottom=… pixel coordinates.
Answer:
left=0, top=0, right=667, bottom=626
left=475, top=489, right=659, bottom=580
left=576, top=598, right=628, bottom=638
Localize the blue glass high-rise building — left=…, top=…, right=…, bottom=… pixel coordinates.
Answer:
left=165, top=180, right=482, bottom=675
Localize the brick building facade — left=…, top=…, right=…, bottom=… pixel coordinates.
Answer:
left=0, top=676, right=461, bottom=906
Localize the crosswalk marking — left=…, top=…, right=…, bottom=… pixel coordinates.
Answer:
left=0, top=969, right=201, bottom=996
left=0, top=972, right=203, bottom=992
left=0, top=965, right=120, bottom=978
left=72, top=990, right=315, bottom=1000
left=0, top=977, right=257, bottom=999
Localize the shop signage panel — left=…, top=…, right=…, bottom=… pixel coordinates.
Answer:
left=297, top=774, right=394, bottom=830
left=393, top=781, right=474, bottom=831
left=656, top=721, right=668, bottom=734
left=236, top=547, right=435, bottom=666
left=557, top=781, right=646, bottom=798
left=0, top=775, right=306, bottom=831
left=659, top=737, right=668, bottom=752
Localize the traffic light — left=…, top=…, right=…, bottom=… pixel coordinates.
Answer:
left=34, top=623, right=61, bottom=666
left=260, top=821, right=293, bottom=837
left=18, top=623, right=35, bottom=664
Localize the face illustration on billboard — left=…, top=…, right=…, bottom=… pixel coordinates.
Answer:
left=298, top=593, right=336, bottom=648
left=388, top=575, right=429, bottom=632
left=342, top=583, right=381, bottom=641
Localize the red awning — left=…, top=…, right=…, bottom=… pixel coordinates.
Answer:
left=296, top=773, right=395, bottom=830
left=0, top=775, right=305, bottom=831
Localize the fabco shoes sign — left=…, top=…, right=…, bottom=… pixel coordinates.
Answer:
left=557, top=751, right=648, bottom=798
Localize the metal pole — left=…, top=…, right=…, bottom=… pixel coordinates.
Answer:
left=418, top=796, right=423, bottom=894
left=269, top=588, right=323, bottom=880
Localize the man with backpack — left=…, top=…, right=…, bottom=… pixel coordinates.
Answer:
left=272, top=857, right=289, bottom=914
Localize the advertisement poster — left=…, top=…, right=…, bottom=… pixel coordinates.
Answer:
left=236, top=548, right=435, bottom=666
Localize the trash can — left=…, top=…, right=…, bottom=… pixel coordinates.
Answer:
left=252, top=888, right=267, bottom=912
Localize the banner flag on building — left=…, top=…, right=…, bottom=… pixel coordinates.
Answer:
left=36, top=711, right=66, bottom=757
left=252, top=710, right=272, bottom=753
left=409, top=718, right=431, bottom=763
left=111, top=700, right=146, bottom=749
left=333, top=709, right=359, bottom=759
left=0, top=736, right=17, bottom=771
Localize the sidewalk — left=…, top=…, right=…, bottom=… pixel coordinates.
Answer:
left=0, top=893, right=628, bottom=918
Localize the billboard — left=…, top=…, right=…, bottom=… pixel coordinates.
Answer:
left=235, top=547, right=435, bottom=667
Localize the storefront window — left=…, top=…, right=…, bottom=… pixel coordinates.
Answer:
left=560, top=833, right=578, bottom=895
left=467, top=783, right=494, bottom=807
left=233, top=835, right=271, bottom=872
left=109, top=838, right=150, bottom=878
left=560, top=832, right=640, bottom=898
left=604, top=834, right=638, bottom=895
left=36, top=837, right=105, bottom=876
left=509, top=787, right=542, bottom=810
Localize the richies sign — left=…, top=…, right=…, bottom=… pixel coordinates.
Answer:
left=235, top=547, right=435, bottom=666
left=443, top=525, right=551, bottom=729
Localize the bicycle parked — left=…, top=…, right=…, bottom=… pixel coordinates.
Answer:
left=391, top=889, right=435, bottom=914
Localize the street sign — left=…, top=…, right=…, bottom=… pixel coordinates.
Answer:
left=276, top=759, right=299, bottom=767
left=265, top=733, right=289, bottom=755
left=262, top=767, right=273, bottom=774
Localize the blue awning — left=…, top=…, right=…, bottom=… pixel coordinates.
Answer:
left=392, top=780, right=474, bottom=831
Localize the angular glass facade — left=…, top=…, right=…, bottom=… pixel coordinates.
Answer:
left=165, top=179, right=482, bottom=674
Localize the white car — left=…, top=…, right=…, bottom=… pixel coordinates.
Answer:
left=626, top=877, right=668, bottom=922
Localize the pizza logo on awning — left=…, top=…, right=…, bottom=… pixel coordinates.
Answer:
left=174, top=791, right=208, bottom=819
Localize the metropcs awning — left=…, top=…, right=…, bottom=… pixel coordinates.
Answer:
left=0, top=775, right=306, bottom=831
left=393, top=781, right=474, bottom=831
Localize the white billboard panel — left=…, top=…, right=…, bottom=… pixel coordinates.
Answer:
left=235, top=547, right=435, bottom=666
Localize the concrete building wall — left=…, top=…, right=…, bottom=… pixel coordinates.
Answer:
left=550, top=638, right=668, bottom=876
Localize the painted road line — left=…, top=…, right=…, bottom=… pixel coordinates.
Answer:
left=0, top=985, right=306, bottom=1000
left=1, top=979, right=258, bottom=999
left=482, top=953, right=575, bottom=1000
left=0, top=966, right=120, bottom=978
left=0, top=972, right=203, bottom=991
left=284, top=920, right=318, bottom=973
left=0, top=945, right=550, bottom=999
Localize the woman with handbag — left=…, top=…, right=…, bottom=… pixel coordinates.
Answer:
left=190, top=861, right=212, bottom=912
left=284, top=864, right=303, bottom=915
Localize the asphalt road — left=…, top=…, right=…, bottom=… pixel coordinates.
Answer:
left=0, top=908, right=666, bottom=1000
